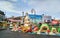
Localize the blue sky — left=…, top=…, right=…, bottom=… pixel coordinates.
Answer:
left=0, top=0, right=60, bottom=19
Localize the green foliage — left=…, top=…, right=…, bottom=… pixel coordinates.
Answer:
left=0, top=10, right=5, bottom=15
left=58, top=27, right=60, bottom=33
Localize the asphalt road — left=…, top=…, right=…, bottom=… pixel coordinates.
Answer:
left=0, top=29, right=60, bottom=38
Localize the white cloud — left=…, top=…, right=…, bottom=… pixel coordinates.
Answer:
left=10, top=0, right=17, bottom=2
left=21, top=0, right=27, bottom=3
left=0, top=1, right=13, bottom=10
left=0, top=0, right=18, bottom=2
left=21, top=0, right=60, bottom=19
left=0, top=1, right=21, bottom=14
left=0, top=0, right=60, bottom=19
left=27, top=1, right=60, bottom=13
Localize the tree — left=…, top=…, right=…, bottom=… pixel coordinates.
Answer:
left=0, top=10, right=5, bottom=15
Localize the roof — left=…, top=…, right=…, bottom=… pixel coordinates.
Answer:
left=8, top=19, right=21, bottom=22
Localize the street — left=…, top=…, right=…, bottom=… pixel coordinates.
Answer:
left=0, top=29, right=60, bottom=38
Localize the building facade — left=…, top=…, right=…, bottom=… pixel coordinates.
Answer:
left=28, top=14, right=42, bottom=23
left=0, top=10, right=5, bottom=21
left=29, top=14, right=52, bottom=23
left=42, top=15, right=52, bottom=23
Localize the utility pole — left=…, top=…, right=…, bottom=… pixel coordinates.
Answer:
left=42, top=14, right=44, bottom=23
left=22, top=12, right=24, bottom=24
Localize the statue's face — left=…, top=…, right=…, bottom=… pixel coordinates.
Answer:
left=41, top=26, right=48, bottom=32
left=13, top=23, right=16, bottom=26
left=52, top=29, right=57, bottom=33
left=42, top=26, right=47, bottom=30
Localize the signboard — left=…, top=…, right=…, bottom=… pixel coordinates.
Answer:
left=29, top=14, right=42, bottom=19
left=29, top=14, right=42, bottom=23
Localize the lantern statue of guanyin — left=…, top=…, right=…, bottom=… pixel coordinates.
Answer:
left=37, top=23, right=50, bottom=34
left=22, top=12, right=32, bottom=32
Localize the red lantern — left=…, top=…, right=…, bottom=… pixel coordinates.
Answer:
left=47, top=30, right=50, bottom=33
left=34, top=27, right=38, bottom=31
left=27, top=27, right=32, bottom=32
